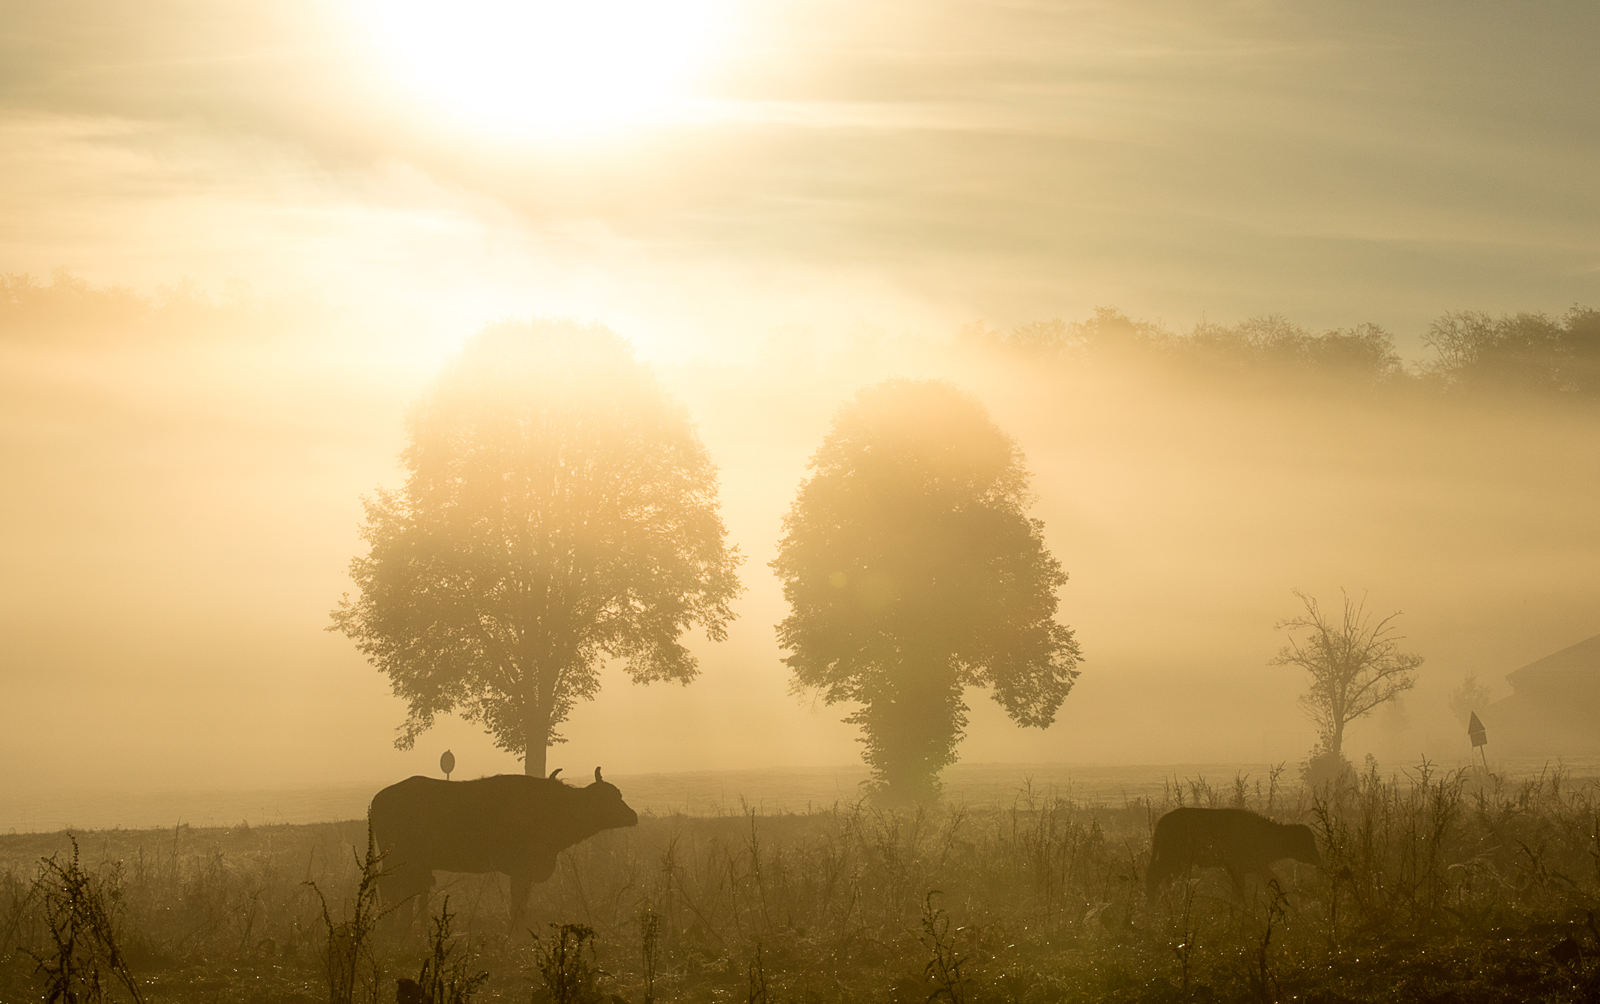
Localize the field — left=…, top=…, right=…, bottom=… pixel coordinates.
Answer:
left=5, top=764, right=1600, bottom=1003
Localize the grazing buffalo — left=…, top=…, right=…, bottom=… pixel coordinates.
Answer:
left=1146, top=807, right=1320, bottom=900
left=369, top=767, right=638, bottom=923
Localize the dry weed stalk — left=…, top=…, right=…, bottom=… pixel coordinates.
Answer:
left=22, top=835, right=145, bottom=1004
left=304, top=824, right=395, bottom=1004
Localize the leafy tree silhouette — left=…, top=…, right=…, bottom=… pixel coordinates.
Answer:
left=331, top=318, right=742, bottom=775
left=772, top=379, right=1081, bottom=801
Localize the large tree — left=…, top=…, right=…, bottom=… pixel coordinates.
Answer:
left=1272, top=590, right=1422, bottom=781
left=330, top=318, right=742, bottom=775
left=772, top=379, right=1081, bottom=801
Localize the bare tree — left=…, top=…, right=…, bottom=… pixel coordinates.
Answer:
left=1271, top=590, right=1422, bottom=776
left=1447, top=674, right=1496, bottom=727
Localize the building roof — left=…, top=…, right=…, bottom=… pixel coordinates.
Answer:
left=1506, top=633, right=1600, bottom=689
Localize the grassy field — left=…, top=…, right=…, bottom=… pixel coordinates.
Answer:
left=4, top=763, right=1600, bottom=1003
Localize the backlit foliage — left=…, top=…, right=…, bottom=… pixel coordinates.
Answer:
left=773, top=380, right=1080, bottom=800
left=330, top=319, right=742, bottom=775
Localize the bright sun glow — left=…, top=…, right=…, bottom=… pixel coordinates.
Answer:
left=364, top=0, right=723, bottom=138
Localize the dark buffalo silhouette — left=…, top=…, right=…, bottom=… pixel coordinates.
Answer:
left=1146, top=807, right=1320, bottom=899
left=370, top=767, right=638, bottom=922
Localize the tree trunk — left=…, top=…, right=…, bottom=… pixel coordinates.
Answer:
left=524, top=700, right=550, bottom=777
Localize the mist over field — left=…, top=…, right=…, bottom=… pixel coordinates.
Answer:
left=1, top=0, right=1598, bottom=810
left=2, top=282, right=1596, bottom=803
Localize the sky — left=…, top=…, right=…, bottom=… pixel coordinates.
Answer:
left=2, top=0, right=1599, bottom=800
left=6, top=1, right=1600, bottom=343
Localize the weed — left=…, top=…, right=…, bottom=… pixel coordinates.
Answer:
left=401, top=897, right=488, bottom=1004
left=1246, top=880, right=1288, bottom=1003
left=304, top=823, right=393, bottom=1004
left=21, top=835, right=145, bottom=1004
left=638, top=904, right=660, bottom=1004
left=531, top=923, right=602, bottom=1004
left=919, top=891, right=966, bottom=1004
left=1166, top=875, right=1200, bottom=997
left=746, top=940, right=769, bottom=1004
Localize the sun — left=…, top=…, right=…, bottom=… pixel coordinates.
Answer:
left=361, top=0, right=723, bottom=139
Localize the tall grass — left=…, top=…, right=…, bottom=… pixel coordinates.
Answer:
left=3, top=764, right=1600, bottom=1002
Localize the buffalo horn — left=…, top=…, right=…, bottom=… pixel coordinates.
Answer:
left=594, top=766, right=603, bottom=783
left=548, top=768, right=562, bottom=780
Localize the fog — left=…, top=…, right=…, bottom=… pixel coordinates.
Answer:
left=3, top=2, right=1599, bottom=810
left=2, top=288, right=1595, bottom=801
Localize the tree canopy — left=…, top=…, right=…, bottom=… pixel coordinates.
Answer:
left=772, top=379, right=1081, bottom=800
left=330, top=318, right=742, bottom=775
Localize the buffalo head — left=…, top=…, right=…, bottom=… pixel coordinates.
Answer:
left=587, top=766, right=639, bottom=829
left=1286, top=823, right=1321, bottom=867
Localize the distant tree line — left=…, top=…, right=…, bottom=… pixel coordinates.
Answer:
left=967, top=305, right=1600, bottom=398
left=0, top=270, right=294, bottom=343
left=8, top=270, right=1600, bottom=399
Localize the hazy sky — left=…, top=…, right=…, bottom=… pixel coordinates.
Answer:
left=3, top=1, right=1599, bottom=796
left=4, top=1, right=1599, bottom=344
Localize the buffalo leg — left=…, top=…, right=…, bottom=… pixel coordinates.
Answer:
left=509, top=855, right=560, bottom=925
left=1147, top=846, right=1198, bottom=901
left=1145, top=852, right=1168, bottom=900
left=1226, top=865, right=1282, bottom=903
left=509, top=871, right=532, bottom=926
left=381, top=866, right=432, bottom=930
